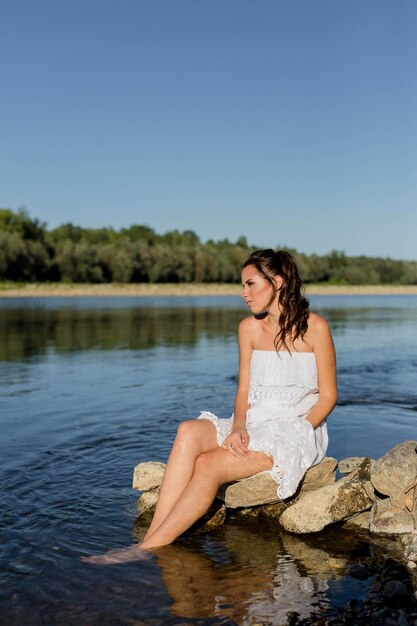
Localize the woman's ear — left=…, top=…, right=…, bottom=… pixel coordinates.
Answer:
left=274, top=275, right=283, bottom=291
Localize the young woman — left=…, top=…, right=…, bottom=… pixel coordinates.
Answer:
left=83, top=249, right=337, bottom=564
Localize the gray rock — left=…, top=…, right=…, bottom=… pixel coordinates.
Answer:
left=339, top=457, right=369, bottom=475
left=132, top=461, right=166, bottom=491
left=371, top=441, right=417, bottom=508
left=370, top=498, right=415, bottom=535
left=279, top=475, right=373, bottom=533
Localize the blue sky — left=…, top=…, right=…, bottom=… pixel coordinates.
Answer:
left=1, top=0, right=416, bottom=259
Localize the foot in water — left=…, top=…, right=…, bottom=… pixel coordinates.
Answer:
left=81, top=545, right=152, bottom=565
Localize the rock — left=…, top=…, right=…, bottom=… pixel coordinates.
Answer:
left=345, top=457, right=372, bottom=482
left=401, top=531, right=417, bottom=562
left=344, top=457, right=377, bottom=502
left=348, top=563, right=368, bottom=579
left=339, top=457, right=369, bottom=475
left=403, top=535, right=417, bottom=561
left=371, top=441, right=417, bottom=509
left=383, top=580, right=407, bottom=598
left=279, top=474, right=373, bottom=533
left=342, top=510, right=371, bottom=531
left=137, top=488, right=160, bottom=515
left=192, top=501, right=226, bottom=532
left=235, top=501, right=288, bottom=519
left=220, top=457, right=337, bottom=508
left=370, top=498, right=415, bottom=535
left=221, top=472, right=280, bottom=508
left=299, top=457, right=338, bottom=492
left=132, top=461, right=166, bottom=491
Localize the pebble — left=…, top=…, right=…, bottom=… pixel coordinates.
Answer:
left=408, top=561, right=417, bottom=569
left=383, top=580, right=408, bottom=598
left=348, top=563, right=369, bottom=580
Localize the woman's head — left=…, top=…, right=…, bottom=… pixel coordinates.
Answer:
left=241, top=249, right=310, bottom=351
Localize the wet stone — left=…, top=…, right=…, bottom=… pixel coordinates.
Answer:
left=383, top=580, right=408, bottom=598
left=348, top=563, right=368, bottom=580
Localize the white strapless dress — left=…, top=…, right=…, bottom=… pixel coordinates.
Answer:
left=197, top=350, right=328, bottom=499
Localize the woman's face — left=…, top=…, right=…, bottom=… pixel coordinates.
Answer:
left=241, top=264, right=278, bottom=314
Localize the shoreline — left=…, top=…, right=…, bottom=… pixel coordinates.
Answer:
left=1, top=282, right=417, bottom=298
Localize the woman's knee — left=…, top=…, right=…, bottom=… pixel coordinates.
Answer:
left=175, top=420, right=205, bottom=449
left=176, top=419, right=216, bottom=447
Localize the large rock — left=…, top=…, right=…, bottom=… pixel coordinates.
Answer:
left=338, top=457, right=370, bottom=475
left=220, top=472, right=279, bottom=508
left=370, top=441, right=417, bottom=508
left=299, top=457, right=337, bottom=492
left=369, top=498, right=415, bottom=535
left=220, top=457, right=337, bottom=508
left=279, top=460, right=374, bottom=533
left=133, top=462, right=166, bottom=491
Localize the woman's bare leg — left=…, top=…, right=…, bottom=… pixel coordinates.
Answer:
left=143, top=419, right=218, bottom=539
left=141, top=448, right=273, bottom=550
left=82, top=447, right=272, bottom=564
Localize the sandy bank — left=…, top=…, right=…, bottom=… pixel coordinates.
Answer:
left=1, top=283, right=417, bottom=298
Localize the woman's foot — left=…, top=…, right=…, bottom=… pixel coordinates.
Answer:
left=81, top=544, right=152, bottom=565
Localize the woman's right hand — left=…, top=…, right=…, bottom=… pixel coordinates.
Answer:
left=222, top=428, right=250, bottom=458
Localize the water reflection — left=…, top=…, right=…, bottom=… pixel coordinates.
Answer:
left=1, top=296, right=416, bottom=362
left=0, top=306, right=243, bottom=361
left=143, top=522, right=376, bottom=624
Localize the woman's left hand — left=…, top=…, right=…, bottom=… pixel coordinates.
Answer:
left=222, top=429, right=250, bottom=458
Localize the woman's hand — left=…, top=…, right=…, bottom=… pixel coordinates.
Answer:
left=222, top=429, right=250, bottom=458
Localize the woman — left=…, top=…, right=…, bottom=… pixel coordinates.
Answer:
left=83, top=249, right=337, bottom=563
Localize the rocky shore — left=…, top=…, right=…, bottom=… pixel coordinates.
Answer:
left=2, top=282, right=417, bottom=297
left=133, top=441, right=417, bottom=545
left=134, top=440, right=417, bottom=624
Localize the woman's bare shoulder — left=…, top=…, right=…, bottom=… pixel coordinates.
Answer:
left=239, top=315, right=259, bottom=331
left=308, top=312, right=333, bottom=347
left=238, top=316, right=261, bottom=345
left=308, top=311, right=330, bottom=330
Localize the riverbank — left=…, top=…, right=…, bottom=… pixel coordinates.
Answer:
left=1, top=282, right=417, bottom=297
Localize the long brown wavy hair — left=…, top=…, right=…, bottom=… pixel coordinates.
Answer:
left=243, top=249, right=310, bottom=352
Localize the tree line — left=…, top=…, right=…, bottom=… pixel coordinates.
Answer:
left=1, top=208, right=416, bottom=284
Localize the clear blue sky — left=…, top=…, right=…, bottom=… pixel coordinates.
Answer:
left=1, top=0, right=416, bottom=259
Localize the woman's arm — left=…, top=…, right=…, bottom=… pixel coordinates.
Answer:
left=306, top=315, right=338, bottom=429
left=231, top=317, right=253, bottom=431
left=221, top=317, right=253, bottom=457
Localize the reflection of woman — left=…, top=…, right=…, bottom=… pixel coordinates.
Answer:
left=151, top=533, right=333, bottom=625
left=83, top=249, right=337, bottom=563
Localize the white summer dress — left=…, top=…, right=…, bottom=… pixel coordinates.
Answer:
left=197, top=350, right=328, bottom=499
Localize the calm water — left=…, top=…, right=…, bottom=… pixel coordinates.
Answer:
left=1, top=295, right=416, bottom=625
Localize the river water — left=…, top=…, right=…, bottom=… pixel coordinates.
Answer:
left=1, top=295, right=416, bottom=625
